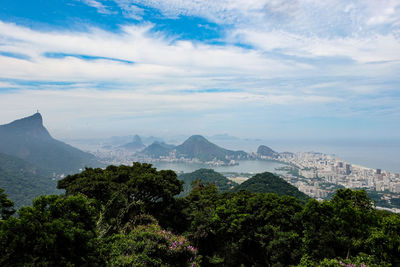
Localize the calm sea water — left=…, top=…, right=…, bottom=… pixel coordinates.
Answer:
left=269, top=140, right=400, bottom=174
left=152, top=160, right=287, bottom=174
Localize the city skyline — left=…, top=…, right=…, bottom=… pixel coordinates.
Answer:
left=0, top=1, right=399, bottom=140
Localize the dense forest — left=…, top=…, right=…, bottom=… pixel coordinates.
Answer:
left=178, top=168, right=238, bottom=196
left=1, top=163, right=400, bottom=266
left=233, top=171, right=310, bottom=203
left=0, top=153, right=59, bottom=207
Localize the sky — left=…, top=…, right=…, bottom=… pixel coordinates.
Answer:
left=0, top=0, right=399, bottom=140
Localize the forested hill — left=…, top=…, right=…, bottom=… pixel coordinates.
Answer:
left=1, top=163, right=399, bottom=266
left=0, top=153, right=59, bottom=207
left=140, top=142, right=175, bottom=157
left=175, top=135, right=248, bottom=162
left=234, top=172, right=310, bottom=203
left=178, top=168, right=237, bottom=196
left=0, top=113, right=102, bottom=174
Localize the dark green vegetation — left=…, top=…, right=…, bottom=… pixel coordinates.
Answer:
left=362, top=190, right=400, bottom=210
left=0, top=153, right=59, bottom=207
left=257, top=145, right=279, bottom=158
left=1, top=163, right=400, bottom=266
left=140, top=135, right=248, bottom=163
left=178, top=169, right=237, bottom=196
left=234, top=172, right=310, bottom=203
left=0, top=188, right=14, bottom=220
left=0, top=113, right=101, bottom=174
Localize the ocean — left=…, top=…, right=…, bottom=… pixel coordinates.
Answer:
left=269, top=139, right=400, bottom=174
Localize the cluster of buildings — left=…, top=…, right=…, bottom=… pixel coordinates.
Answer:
left=277, top=152, right=400, bottom=200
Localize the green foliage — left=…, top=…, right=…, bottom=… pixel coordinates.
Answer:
left=233, top=171, right=310, bottom=203
left=366, top=213, right=400, bottom=266
left=58, top=162, right=183, bottom=235
left=0, top=153, right=59, bottom=208
left=2, top=162, right=400, bottom=267
left=97, top=191, right=146, bottom=237
left=58, top=162, right=183, bottom=207
left=179, top=183, right=221, bottom=261
left=178, top=169, right=237, bottom=196
left=301, top=189, right=379, bottom=263
left=104, top=221, right=200, bottom=266
left=298, top=253, right=389, bottom=267
left=0, top=194, right=99, bottom=266
left=0, top=188, right=15, bottom=220
left=210, top=191, right=304, bottom=266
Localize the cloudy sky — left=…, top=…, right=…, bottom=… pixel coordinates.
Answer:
left=0, top=0, right=399, bottom=140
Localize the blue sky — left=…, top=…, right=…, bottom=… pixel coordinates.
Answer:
left=0, top=0, right=399, bottom=140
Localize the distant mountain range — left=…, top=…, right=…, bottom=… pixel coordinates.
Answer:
left=138, top=135, right=249, bottom=163
left=0, top=113, right=102, bottom=174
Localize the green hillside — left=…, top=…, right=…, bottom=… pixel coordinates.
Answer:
left=0, top=153, right=59, bottom=207
left=178, top=168, right=237, bottom=196
left=234, top=172, right=310, bottom=202
left=140, top=142, right=175, bottom=158
left=175, top=135, right=248, bottom=162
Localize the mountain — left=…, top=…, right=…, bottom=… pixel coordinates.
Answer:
left=0, top=113, right=102, bottom=174
left=175, top=135, right=248, bottom=162
left=120, top=135, right=145, bottom=151
left=257, top=145, right=278, bottom=158
left=140, top=142, right=175, bottom=158
left=141, top=136, right=164, bottom=146
left=0, top=153, right=59, bottom=207
left=178, top=169, right=238, bottom=196
left=233, top=172, right=310, bottom=203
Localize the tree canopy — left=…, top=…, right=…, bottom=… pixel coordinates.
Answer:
left=1, top=163, right=399, bottom=266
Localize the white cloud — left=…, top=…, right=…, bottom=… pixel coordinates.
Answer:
left=112, top=0, right=400, bottom=33
left=230, top=29, right=400, bottom=63
left=115, top=0, right=145, bottom=20
left=96, top=0, right=400, bottom=64
left=0, top=20, right=301, bottom=89
left=1, top=0, right=399, bottom=139
left=82, top=0, right=112, bottom=14
left=0, top=81, right=17, bottom=88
